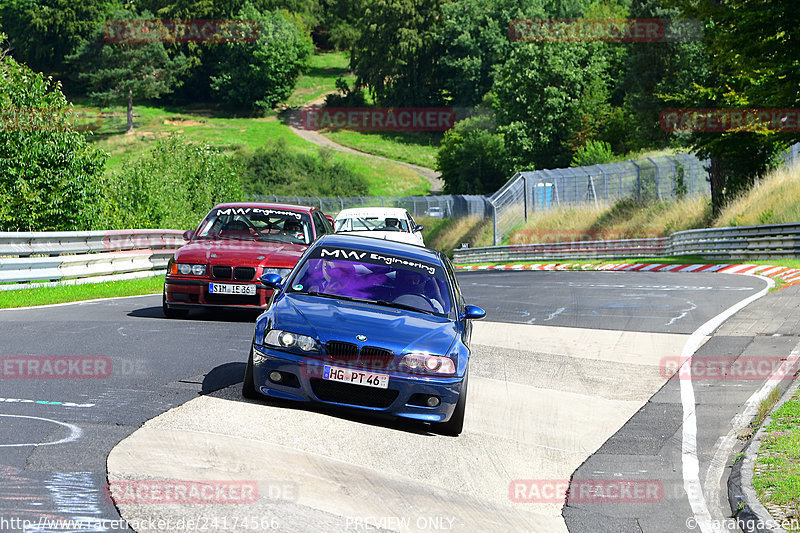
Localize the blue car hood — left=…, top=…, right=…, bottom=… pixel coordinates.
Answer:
left=273, top=294, right=459, bottom=356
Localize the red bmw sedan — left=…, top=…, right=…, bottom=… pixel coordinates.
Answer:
left=163, top=202, right=333, bottom=317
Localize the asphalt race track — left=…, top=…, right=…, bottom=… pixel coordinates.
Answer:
left=0, top=270, right=791, bottom=533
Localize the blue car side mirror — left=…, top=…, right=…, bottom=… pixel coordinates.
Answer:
left=260, top=273, right=283, bottom=289
left=463, top=305, right=486, bottom=320
left=414, top=224, right=424, bottom=232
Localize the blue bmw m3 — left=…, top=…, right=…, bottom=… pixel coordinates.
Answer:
left=242, top=234, right=485, bottom=436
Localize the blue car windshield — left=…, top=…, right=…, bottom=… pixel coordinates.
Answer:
left=289, top=257, right=452, bottom=316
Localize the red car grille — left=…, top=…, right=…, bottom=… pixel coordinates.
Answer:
left=211, top=265, right=256, bottom=281
left=212, top=266, right=233, bottom=279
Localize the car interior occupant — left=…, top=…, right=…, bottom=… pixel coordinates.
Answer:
left=393, top=268, right=444, bottom=313
left=282, top=218, right=304, bottom=239
left=384, top=218, right=401, bottom=231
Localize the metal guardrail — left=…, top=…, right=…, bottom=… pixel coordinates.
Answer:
left=453, top=223, right=800, bottom=263
left=254, top=194, right=490, bottom=220
left=0, top=230, right=185, bottom=288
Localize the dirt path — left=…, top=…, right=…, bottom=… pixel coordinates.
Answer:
left=285, top=98, right=444, bottom=194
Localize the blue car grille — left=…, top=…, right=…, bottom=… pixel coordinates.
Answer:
left=310, top=379, right=399, bottom=408
left=325, top=342, right=394, bottom=371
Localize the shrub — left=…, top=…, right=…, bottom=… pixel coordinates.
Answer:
left=570, top=140, right=615, bottom=167
left=211, top=4, right=313, bottom=112
left=437, top=114, right=509, bottom=194
left=98, top=135, right=244, bottom=229
left=238, top=138, right=369, bottom=197
left=0, top=46, right=107, bottom=231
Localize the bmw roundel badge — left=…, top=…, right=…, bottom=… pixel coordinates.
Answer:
left=356, top=334, right=367, bottom=342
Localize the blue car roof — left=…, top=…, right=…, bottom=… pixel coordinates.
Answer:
left=311, top=234, right=445, bottom=264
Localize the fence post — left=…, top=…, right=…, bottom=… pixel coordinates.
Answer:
left=492, top=200, right=499, bottom=245
left=522, top=174, right=528, bottom=222
left=629, top=159, right=641, bottom=201
left=645, top=157, right=659, bottom=200
left=610, top=162, right=623, bottom=199
left=665, top=156, right=678, bottom=198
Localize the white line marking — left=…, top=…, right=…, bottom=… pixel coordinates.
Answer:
left=545, top=307, right=566, bottom=321
left=0, top=414, right=83, bottom=447
left=667, top=301, right=697, bottom=326
left=703, top=339, right=800, bottom=527
left=0, top=293, right=158, bottom=312
left=678, top=275, right=773, bottom=533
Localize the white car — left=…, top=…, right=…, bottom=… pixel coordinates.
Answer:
left=333, top=207, right=425, bottom=246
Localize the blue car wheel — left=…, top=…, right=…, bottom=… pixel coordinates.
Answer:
left=437, top=366, right=468, bottom=436
left=242, top=344, right=264, bottom=400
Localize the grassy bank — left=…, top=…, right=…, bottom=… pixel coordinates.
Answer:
left=321, top=130, right=441, bottom=169
left=0, top=276, right=164, bottom=308
left=753, top=382, right=800, bottom=529
left=79, top=52, right=429, bottom=197
left=420, top=216, right=493, bottom=257
left=507, top=163, right=800, bottom=245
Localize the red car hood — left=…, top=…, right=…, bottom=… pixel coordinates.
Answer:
left=174, top=239, right=306, bottom=268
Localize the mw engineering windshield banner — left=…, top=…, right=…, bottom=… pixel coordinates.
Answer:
left=213, top=207, right=303, bottom=219
left=312, top=246, right=440, bottom=277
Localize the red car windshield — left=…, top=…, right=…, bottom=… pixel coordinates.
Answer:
left=194, top=207, right=312, bottom=245
left=289, top=257, right=452, bottom=316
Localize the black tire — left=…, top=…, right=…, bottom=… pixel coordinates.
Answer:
left=438, top=368, right=468, bottom=437
left=162, top=292, right=189, bottom=319
left=242, top=347, right=264, bottom=400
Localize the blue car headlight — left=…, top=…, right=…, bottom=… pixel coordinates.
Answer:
left=400, top=352, right=456, bottom=375
left=264, top=329, right=318, bottom=352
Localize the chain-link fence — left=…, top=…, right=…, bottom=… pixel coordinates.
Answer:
left=488, top=153, right=711, bottom=245
left=254, top=146, right=800, bottom=247
left=253, top=194, right=491, bottom=219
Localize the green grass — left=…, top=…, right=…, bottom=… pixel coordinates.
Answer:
left=78, top=107, right=428, bottom=197
left=0, top=276, right=164, bottom=308
left=286, top=51, right=355, bottom=107
left=321, top=130, right=442, bottom=169
left=70, top=50, right=436, bottom=197
left=753, top=382, right=800, bottom=529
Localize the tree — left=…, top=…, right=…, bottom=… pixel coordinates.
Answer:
left=0, top=0, right=117, bottom=75
left=210, top=3, right=312, bottom=112
left=492, top=41, right=613, bottom=170
left=68, top=8, right=190, bottom=133
left=435, top=0, right=544, bottom=107
left=437, top=113, right=509, bottom=194
left=351, top=0, right=447, bottom=106
left=670, top=0, right=799, bottom=215
left=621, top=0, right=710, bottom=149
left=0, top=37, right=107, bottom=231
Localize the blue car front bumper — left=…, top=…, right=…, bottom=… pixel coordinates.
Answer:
left=250, top=345, right=464, bottom=423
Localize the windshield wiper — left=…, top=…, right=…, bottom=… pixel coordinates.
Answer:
left=374, top=299, right=435, bottom=315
